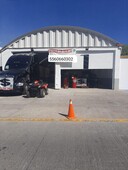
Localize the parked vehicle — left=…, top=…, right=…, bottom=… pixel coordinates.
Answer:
left=26, top=80, right=48, bottom=98
left=0, top=51, right=48, bottom=97
left=76, top=78, right=88, bottom=88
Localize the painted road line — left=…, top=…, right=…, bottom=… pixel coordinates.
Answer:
left=0, top=117, right=128, bottom=122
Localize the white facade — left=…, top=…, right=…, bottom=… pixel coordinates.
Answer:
left=119, top=57, right=128, bottom=90
left=54, top=48, right=120, bottom=89
left=89, top=52, right=113, bottom=69
left=0, top=26, right=122, bottom=90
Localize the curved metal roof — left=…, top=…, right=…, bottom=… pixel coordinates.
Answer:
left=1, top=25, right=119, bottom=51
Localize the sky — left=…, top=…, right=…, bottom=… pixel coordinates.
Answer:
left=0, top=0, right=128, bottom=47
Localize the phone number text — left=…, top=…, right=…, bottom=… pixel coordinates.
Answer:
left=48, top=57, right=74, bottom=62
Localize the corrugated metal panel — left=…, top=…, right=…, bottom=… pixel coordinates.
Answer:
left=8, top=30, right=113, bottom=48
left=3, top=26, right=118, bottom=50
left=56, top=30, right=61, bottom=47
left=69, top=31, right=74, bottom=47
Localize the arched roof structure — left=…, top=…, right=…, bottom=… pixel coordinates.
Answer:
left=1, top=26, right=118, bottom=51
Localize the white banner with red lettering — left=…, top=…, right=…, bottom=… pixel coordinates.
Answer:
left=48, top=48, right=77, bottom=63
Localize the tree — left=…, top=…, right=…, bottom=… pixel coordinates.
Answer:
left=121, top=45, right=128, bottom=55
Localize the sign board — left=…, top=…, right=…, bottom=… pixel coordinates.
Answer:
left=0, top=77, right=14, bottom=90
left=48, top=48, right=77, bottom=63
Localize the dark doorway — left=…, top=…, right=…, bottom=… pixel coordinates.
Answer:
left=61, top=69, right=112, bottom=89
left=12, top=51, right=55, bottom=88
left=35, top=52, right=55, bottom=88
left=88, top=69, right=112, bottom=89
left=61, top=70, right=86, bottom=88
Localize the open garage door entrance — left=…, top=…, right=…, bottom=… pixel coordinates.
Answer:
left=13, top=51, right=55, bottom=88
left=61, top=69, right=112, bottom=89
left=35, top=52, right=55, bottom=88
left=88, top=69, right=112, bottom=89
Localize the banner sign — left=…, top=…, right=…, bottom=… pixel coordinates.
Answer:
left=48, top=48, right=77, bottom=63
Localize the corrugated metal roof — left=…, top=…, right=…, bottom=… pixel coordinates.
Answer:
left=1, top=25, right=119, bottom=52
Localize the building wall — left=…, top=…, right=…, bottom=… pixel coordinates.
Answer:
left=113, top=48, right=121, bottom=90
left=119, top=58, right=128, bottom=90
left=54, top=48, right=121, bottom=89
left=1, top=49, right=33, bottom=70
left=60, top=54, right=84, bottom=70
left=89, top=52, right=113, bottom=69
left=1, top=49, right=12, bottom=70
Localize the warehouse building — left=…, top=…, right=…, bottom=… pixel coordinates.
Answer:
left=0, top=26, right=123, bottom=90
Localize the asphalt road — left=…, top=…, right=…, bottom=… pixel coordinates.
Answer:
left=0, top=122, right=128, bottom=170
left=0, top=89, right=128, bottom=170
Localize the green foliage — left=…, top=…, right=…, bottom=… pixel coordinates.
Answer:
left=121, top=45, right=128, bottom=55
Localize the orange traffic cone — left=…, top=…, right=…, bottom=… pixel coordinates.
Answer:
left=67, top=99, right=76, bottom=119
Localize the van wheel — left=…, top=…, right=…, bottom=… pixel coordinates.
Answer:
left=38, top=89, right=45, bottom=98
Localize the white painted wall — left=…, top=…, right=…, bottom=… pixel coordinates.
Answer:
left=89, top=52, right=113, bottom=69
left=1, top=49, right=12, bottom=70
left=113, top=48, right=121, bottom=90
left=60, top=55, right=83, bottom=70
left=1, top=49, right=33, bottom=70
left=55, top=63, right=61, bottom=89
left=119, top=58, right=128, bottom=90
